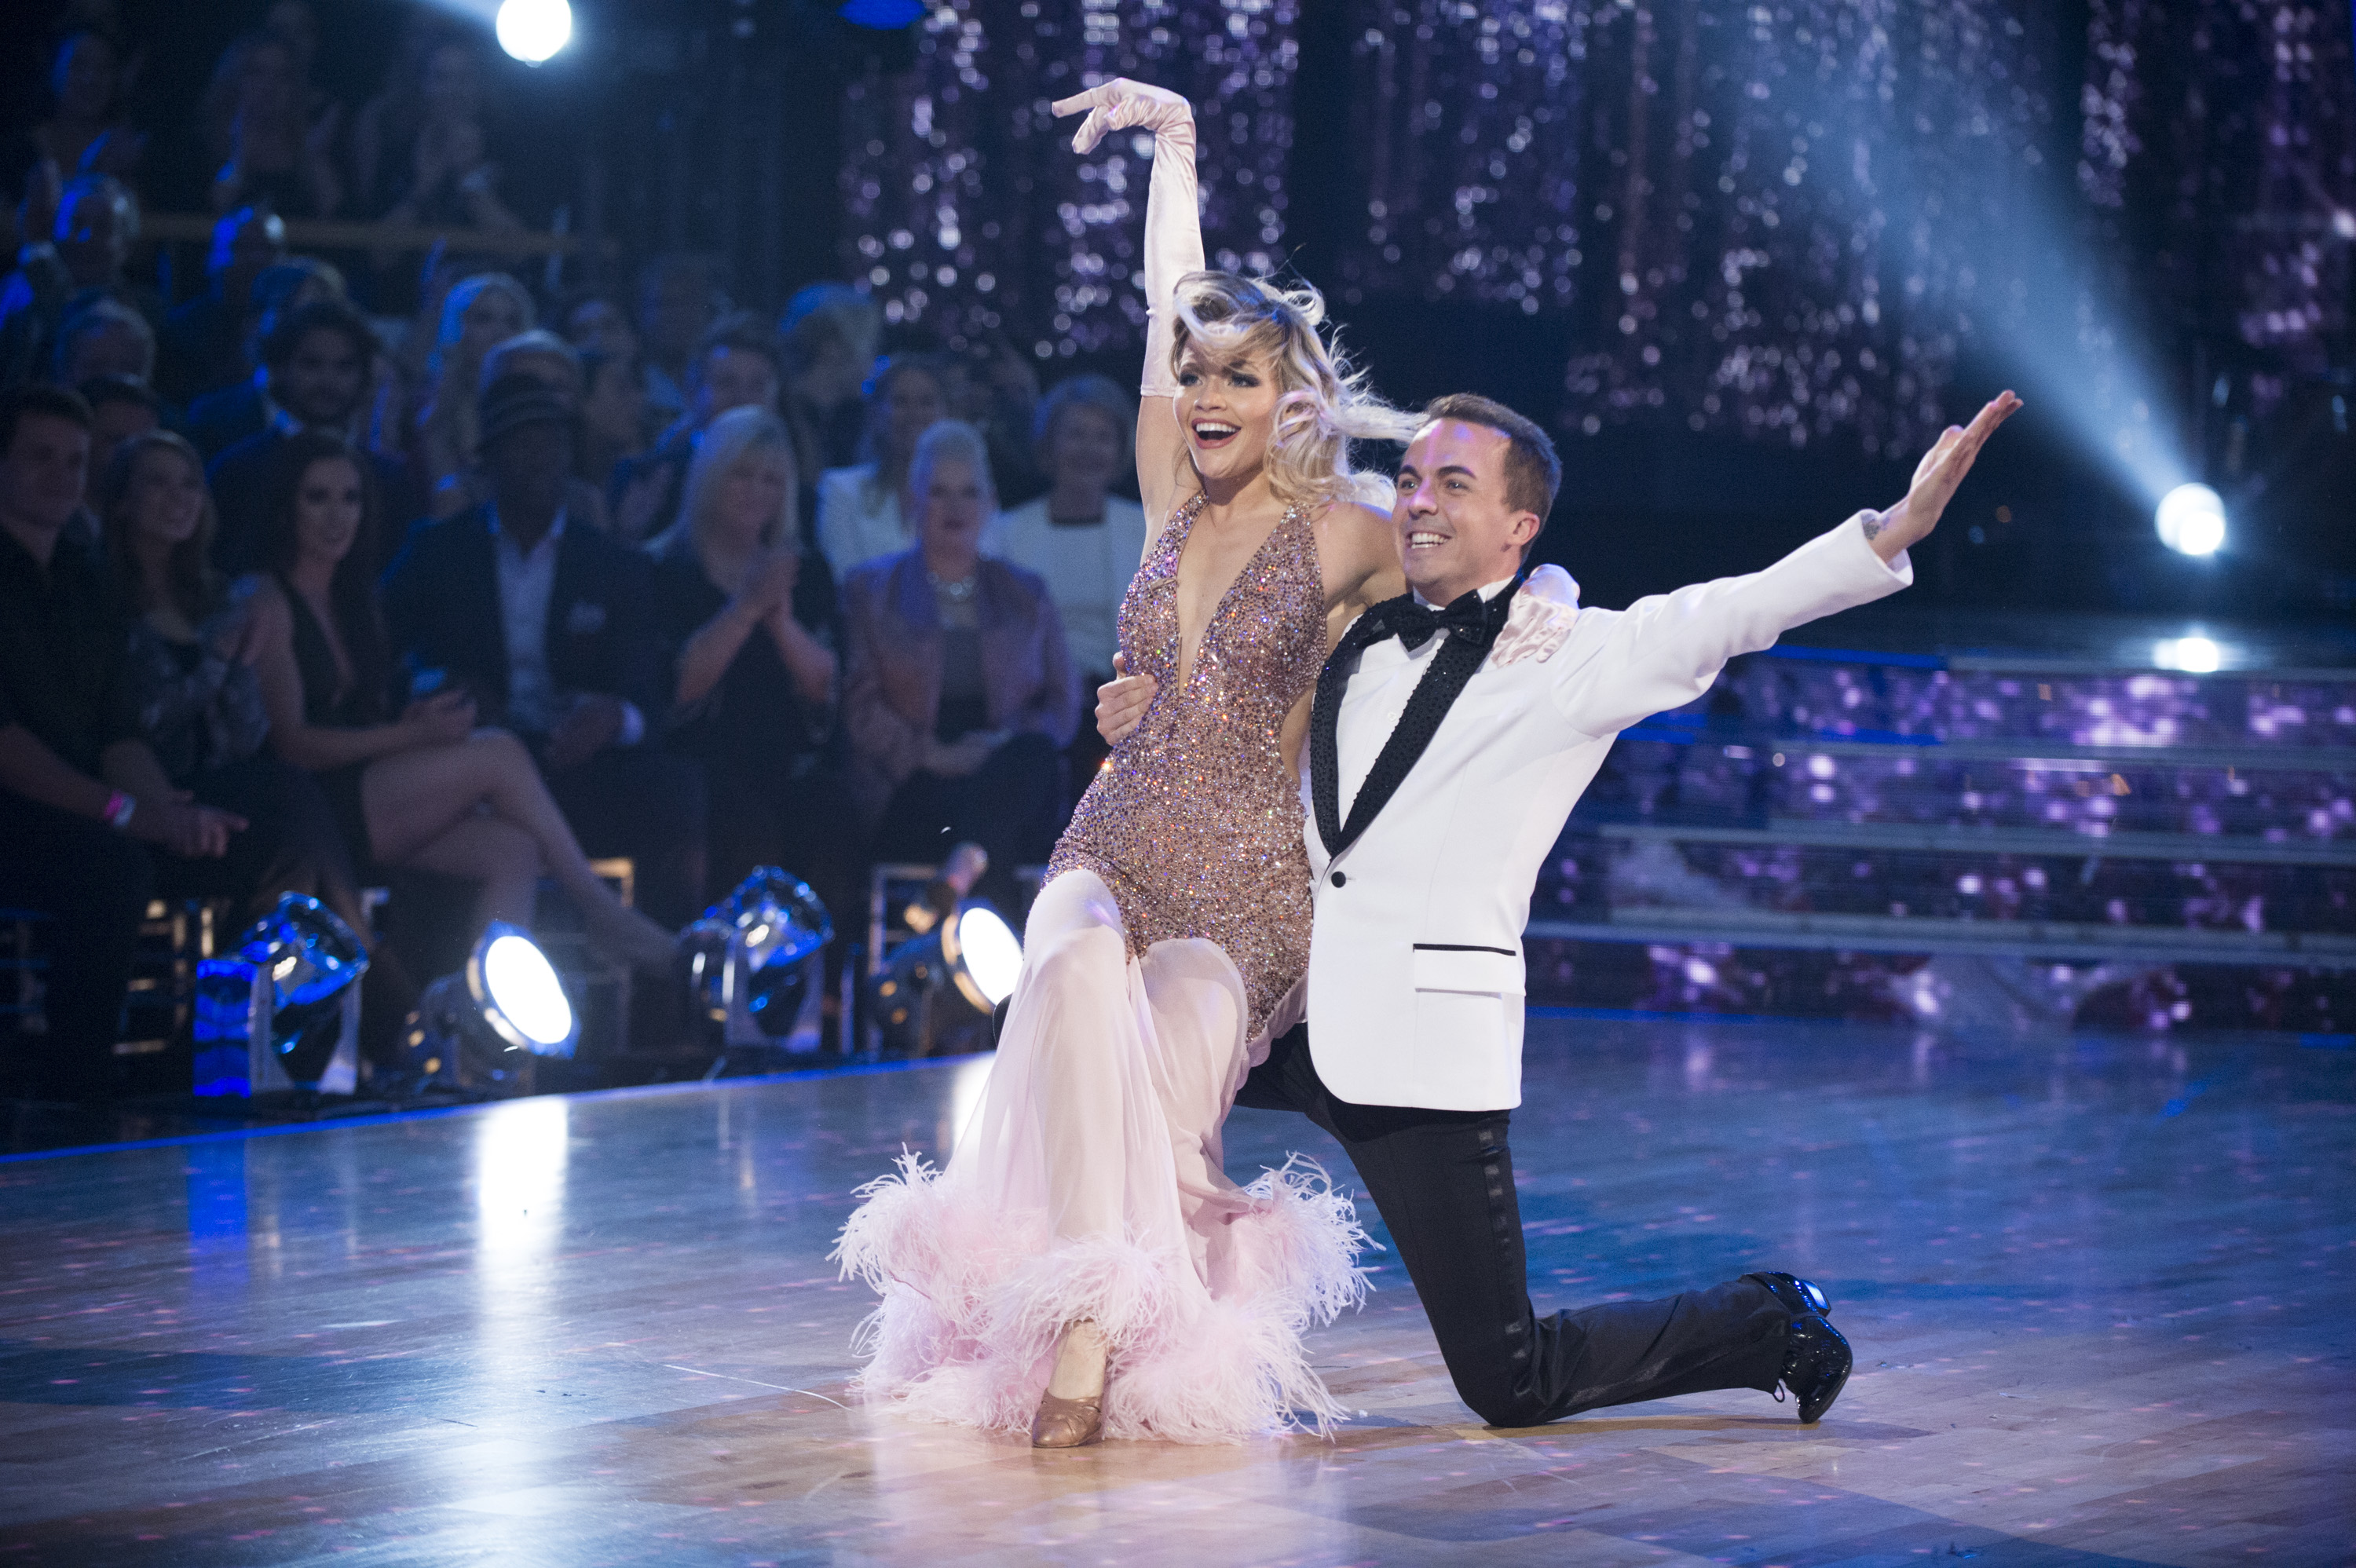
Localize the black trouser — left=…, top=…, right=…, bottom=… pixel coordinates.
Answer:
left=873, top=733, right=1065, bottom=913
left=0, top=761, right=361, bottom=1100
left=1236, top=1025, right=1793, bottom=1427
left=539, top=744, right=709, bottom=929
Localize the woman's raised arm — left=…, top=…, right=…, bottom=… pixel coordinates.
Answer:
left=1052, top=79, right=1202, bottom=552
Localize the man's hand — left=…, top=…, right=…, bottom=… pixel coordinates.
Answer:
left=1865, top=391, right=2022, bottom=563
left=130, top=792, right=246, bottom=858
left=545, top=694, right=625, bottom=772
left=1052, top=79, right=1194, bottom=155
left=1095, top=652, right=1157, bottom=746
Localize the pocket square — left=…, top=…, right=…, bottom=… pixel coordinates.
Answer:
left=565, top=601, right=608, bottom=637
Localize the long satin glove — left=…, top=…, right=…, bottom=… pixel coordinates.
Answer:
left=1052, top=79, right=1200, bottom=397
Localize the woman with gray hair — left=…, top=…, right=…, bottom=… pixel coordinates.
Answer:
left=648, top=406, right=847, bottom=904
left=838, top=419, right=1078, bottom=912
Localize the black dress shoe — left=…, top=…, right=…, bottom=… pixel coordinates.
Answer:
left=1743, top=1271, right=1850, bottom=1424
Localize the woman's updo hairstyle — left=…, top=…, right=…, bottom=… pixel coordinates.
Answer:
left=1166, top=272, right=1420, bottom=511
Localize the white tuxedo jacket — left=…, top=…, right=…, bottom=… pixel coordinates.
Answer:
left=1301, top=513, right=1912, bottom=1111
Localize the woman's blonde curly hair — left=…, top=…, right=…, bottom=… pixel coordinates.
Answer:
left=1167, top=272, right=1420, bottom=512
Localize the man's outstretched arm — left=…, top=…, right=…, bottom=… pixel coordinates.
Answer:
left=1549, top=392, right=2021, bottom=737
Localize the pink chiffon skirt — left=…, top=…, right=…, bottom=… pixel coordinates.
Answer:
left=832, top=871, right=1370, bottom=1443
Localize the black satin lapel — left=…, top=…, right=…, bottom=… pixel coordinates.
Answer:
left=1310, top=648, right=1349, bottom=859
left=1331, top=631, right=1486, bottom=857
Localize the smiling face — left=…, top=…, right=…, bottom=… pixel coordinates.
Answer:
left=292, top=455, right=364, bottom=568
left=0, top=415, right=89, bottom=537
left=713, top=446, right=792, bottom=550
left=279, top=327, right=366, bottom=427
left=126, top=444, right=206, bottom=553
left=1392, top=418, right=1540, bottom=605
left=1175, top=345, right=1280, bottom=488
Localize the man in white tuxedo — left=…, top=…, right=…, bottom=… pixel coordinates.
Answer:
left=1229, top=386, right=2020, bottom=1429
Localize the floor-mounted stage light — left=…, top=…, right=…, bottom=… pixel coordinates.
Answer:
left=192, top=894, right=369, bottom=1098
left=496, top=0, right=572, bottom=63
left=2156, top=483, right=2227, bottom=557
left=870, top=893, right=1022, bottom=1058
left=681, top=869, right=832, bottom=1056
left=403, top=922, right=576, bottom=1095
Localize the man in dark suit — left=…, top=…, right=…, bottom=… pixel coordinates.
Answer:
left=208, top=299, right=424, bottom=575
left=382, top=375, right=707, bottom=927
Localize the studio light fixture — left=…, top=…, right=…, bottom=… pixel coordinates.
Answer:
left=682, top=868, right=833, bottom=1054
left=192, top=894, right=369, bottom=1098
left=2155, top=483, right=2229, bottom=557
left=870, top=846, right=1022, bottom=1058
left=403, top=922, right=576, bottom=1095
left=495, top=0, right=572, bottom=63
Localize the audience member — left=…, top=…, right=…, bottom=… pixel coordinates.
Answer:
left=963, top=337, right=1047, bottom=505
left=179, top=257, right=348, bottom=459
left=207, top=298, right=423, bottom=574
left=241, top=430, right=674, bottom=969
left=480, top=329, right=582, bottom=401
left=359, top=32, right=521, bottom=236
left=842, top=420, right=1075, bottom=911
left=80, top=375, right=163, bottom=479
left=649, top=407, right=847, bottom=908
left=0, top=174, right=152, bottom=389
left=815, top=353, right=947, bottom=572
left=990, top=375, right=1147, bottom=689
left=97, top=430, right=371, bottom=943
left=52, top=298, right=155, bottom=390
left=558, top=291, right=639, bottom=364
left=576, top=347, right=647, bottom=494
left=201, top=30, right=342, bottom=219
left=0, top=389, right=240, bottom=1099
left=413, top=272, right=532, bottom=517
left=609, top=313, right=778, bottom=546
left=156, top=207, right=287, bottom=404
left=635, top=254, right=726, bottom=426
left=382, top=375, right=707, bottom=927
left=27, top=31, right=147, bottom=189
left=779, top=283, right=878, bottom=481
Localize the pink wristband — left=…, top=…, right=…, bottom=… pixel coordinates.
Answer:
left=104, top=790, right=136, bottom=832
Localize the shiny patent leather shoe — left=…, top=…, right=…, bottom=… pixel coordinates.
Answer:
left=1744, top=1270, right=1850, bottom=1424
left=1029, top=1390, right=1105, bottom=1449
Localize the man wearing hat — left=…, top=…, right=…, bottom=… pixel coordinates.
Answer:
left=382, top=373, right=707, bottom=930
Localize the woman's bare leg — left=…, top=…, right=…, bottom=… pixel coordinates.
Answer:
left=399, top=814, right=541, bottom=934
left=360, top=731, right=675, bottom=965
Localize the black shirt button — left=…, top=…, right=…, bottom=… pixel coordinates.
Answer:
left=1330, top=871, right=1347, bottom=887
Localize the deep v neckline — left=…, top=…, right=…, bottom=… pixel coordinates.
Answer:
left=1169, top=496, right=1301, bottom=692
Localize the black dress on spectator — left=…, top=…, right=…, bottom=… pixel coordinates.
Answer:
left=649, top=546, right=854, bottom=912
left=275, top=573, right=386, bottom=873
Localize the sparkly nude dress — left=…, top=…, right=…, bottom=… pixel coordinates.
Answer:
left=1046, top=492, right=1320, bottom=1037
left=836, top=495, right=1368, bottom=1445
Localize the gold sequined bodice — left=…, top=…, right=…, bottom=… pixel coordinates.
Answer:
left=1046, top=495, right=1323, bottom=1035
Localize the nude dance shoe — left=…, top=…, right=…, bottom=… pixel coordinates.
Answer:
left=1028, top=1390, right=1105, bottom=1449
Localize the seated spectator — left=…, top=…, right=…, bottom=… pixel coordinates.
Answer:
left=842, top=421, right=1075, bottom=911
left=815, top=354, right=947, bottom=572
left=382, top=375, right=707, bottom=927
left=558, top=291, right=639, bottom=364
left=412, top=272, right=533, bottom=517
left=180, top=257, right=348, bottom=459
left=963, top=336, right=1047, bottom=506
left=207, top=298, right=423, bottom=575
left=635, top=254, right=726, bottom=428
left=649, top=407, right=847, bottom=908
left=50, top=297, right=155, bottom=390
left=156, top=207, right=287, bottom=404
left=0, top=174, right=154, bottom=389
left=990, top=375, right=1148, bottom=690
left=23, top=31, right=146, bottom=191
left=364, top=35, right=522, bottom=236
left=201, top=29, right=342, bottom=218
left=240, top=430, right=675, bottom=970
left=80, top=375, right=163, bottom=479
left=97, top=430, right=371, bottom=945
left=0, top=390, right=244, bottom=1100
left=609, top=313, right=778, bottom=546
left=779, top=283, right=877, bottom=481
left=577, top=347, right=646, bottom=495
left=426, top=330, right=608, bottom=528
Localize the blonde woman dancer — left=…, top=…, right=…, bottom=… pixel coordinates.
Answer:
left=836, top=79, right=1424, bottom=1446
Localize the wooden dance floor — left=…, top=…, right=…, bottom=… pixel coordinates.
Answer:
left=2, top=1013, right=2349, bottom=1566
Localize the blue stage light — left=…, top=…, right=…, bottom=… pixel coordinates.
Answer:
left=2156, top=484, right=2228, bottom=557
left=495, top=0, right=571, bottom=63
left=194, top=894, right=370, bottom=1096
left=682, top=868, right=833, bottom=1048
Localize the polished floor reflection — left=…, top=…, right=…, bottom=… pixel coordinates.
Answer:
left=1, top=1017, right=2350, bottom=1566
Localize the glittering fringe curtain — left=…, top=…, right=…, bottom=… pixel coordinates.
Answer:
left=838, top=0, right=1302, bottom=359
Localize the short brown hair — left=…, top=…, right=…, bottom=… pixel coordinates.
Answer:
left=0, top=385, right=93, bottom=454
left=1418, top=393, right=1561, bottom=536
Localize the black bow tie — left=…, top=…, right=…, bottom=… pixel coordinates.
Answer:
left=1378, top=585, right=1515, bottom=652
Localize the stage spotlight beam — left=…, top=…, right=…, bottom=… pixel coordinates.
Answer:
left=2155, top=483, right=2228, bottom=557
left=495, top=0, right=571, bottom=63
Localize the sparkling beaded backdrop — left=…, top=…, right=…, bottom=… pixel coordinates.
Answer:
left=839, top=0, right=1301, bottom=360
left=843, top=0, right=2353, bottom=449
